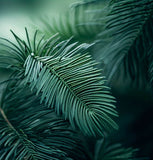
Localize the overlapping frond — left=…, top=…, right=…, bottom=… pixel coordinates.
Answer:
left=0, top=29, right=91, bottom=70
left=36, top=2, right=106, bottom=43
left=98, top=0, right=153, bottom=85
left=94, top=139, right=142, bottom=160
left=0, top=82, right=88, bottom=160
left=0, top=30, right=118, bottom=137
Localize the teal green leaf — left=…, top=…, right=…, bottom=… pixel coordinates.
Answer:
left=98, top=0, right=153, bottom=86
left=94, top=139, right=145, bottom=160
left=0, top=30, right=118, bottom=137
left=0, top=82, right=88, bottom=160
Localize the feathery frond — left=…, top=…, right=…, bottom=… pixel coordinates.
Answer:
left=0, top=82, right=88, bottom=160
left=0, top=30, right=118, bottom=137
left=36, top=2, right=106, bottom=43
left=98, top=0, right=153, bottom=85
left=0, top=0, right=151, bottom=158
left=94, top=139, right=142, bottom=160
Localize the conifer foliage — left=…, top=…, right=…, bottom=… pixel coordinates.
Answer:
left=0, top=0, right=152, bottom=159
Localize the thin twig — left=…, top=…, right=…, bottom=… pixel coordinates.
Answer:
left=0, top=107, right=16, bottom=131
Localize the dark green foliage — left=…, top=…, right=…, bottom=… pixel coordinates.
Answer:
left=36, top=1, right=107, bottom=43
left=0, top=0, right=152, bottom=159
left=148, top=47, right=153, bottom=88
left=99, top=0, right=153, bottom=86
left=94, top=139, right=141, bottom=160
left=0, top=82, right=88, bottom=160
left=0, top=29, right=118, bottom=137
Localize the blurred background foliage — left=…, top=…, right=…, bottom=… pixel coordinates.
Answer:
left=0, top=0, right=153, bottom=159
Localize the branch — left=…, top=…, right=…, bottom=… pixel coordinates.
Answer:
left=0, top=107, right=16, bottom=131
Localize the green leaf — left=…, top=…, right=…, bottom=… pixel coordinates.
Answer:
left=0, top=82, right=88, bottom=160
left=98, top=0, right=153, bottom=86
left=94, top=139, right=144, bottom=160
left=0, top=30, right=118, bottom=137
left=35, top=2, right=106, bottom=43
left=24, top=42, right=118, bottom=137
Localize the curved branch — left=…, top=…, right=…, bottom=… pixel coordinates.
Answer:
left=0, top=107, right=15, bottom=131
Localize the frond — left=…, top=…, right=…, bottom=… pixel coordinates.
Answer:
left=94, top=139, right=143, bottom=160
left=0, top=29, right=91, bottom=70
left=98, top=0, right=153, bottom=86
left=0, top=30, right=118, bottom=137
left=0, top=82, right=88, bottom=160
left=35, top=2, right=106, bottom=43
